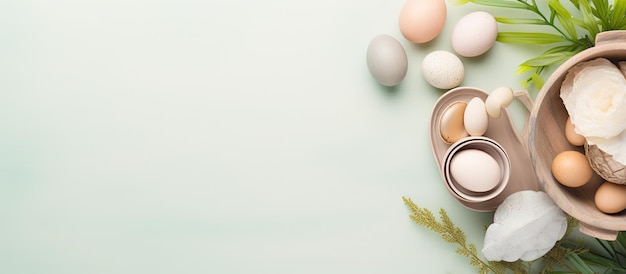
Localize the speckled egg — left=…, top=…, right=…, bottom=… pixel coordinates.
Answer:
left=451, top=11, right=498, bottom=57
left=366, top=34, right=408, bottom=86
left=422, top=50, right=464, bottom=89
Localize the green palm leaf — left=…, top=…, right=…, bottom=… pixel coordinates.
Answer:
left=497, top=32, right=568, bottom=44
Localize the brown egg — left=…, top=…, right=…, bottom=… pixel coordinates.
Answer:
left=565, top=117, right=585, bottom=146
left=439, top=101, right=468, bottom=144
left=551, top=150, right=593, bottom=187
left=595, top=182, right=626, bottom=214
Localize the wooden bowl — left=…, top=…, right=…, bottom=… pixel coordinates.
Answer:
left=529, top=31, right=626, bottom=240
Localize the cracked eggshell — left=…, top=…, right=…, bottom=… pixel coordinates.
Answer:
left=482, top=191, right=567, bottom=262
left=586, top=143, right=626, bottom=185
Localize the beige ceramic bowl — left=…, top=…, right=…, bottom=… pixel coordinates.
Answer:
left=442, top=136, right=511, bottom=203
left=529, top=31, right=626, bottom=240
left=430, top=87, right=540, bottom=212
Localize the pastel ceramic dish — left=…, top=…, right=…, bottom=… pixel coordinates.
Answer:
left=529, top=31, right=626, bottom=240
left=430, top=87, right=540, bottom=211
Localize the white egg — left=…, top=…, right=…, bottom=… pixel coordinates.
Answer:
left=450, top=149, right=501, bottom=193
left=464, top=97, right=488, bottom=136
left=366, top=34, right=408, bottom=86
left=485, top=87, right=514, bottom=119
left=422, top=50, right=465, bottom=89
left=451, top=11, right=498, bottom=57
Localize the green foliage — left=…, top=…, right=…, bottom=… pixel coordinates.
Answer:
left=402, top=196, right=527, bottom=273
left=454, top=0, right=626, bottom=91
left=402, top=196, right=626, bottom=273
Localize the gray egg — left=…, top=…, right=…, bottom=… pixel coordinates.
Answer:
left=366, top=34, right=408, bottom=86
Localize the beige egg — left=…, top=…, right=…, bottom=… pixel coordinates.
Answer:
left=565, top=117, right=585, bottom=146
left=551, top=150, right=593, bottom=187
left=439, top=101, right=468, bottom=144
left=464, top=97, right=488, bottom=136
left=485, top=87, right=513, bottom=119
left=595, top=182, right=626, bottom=214
left=399, top=0, right=447, bottom=44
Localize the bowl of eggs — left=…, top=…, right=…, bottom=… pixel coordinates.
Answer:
left=529, top=30, right=626, bottom=240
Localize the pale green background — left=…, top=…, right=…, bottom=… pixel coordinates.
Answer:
left=1, top=0, right=542, bottom=273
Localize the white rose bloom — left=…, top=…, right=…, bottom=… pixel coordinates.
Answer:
left=560, top=58, right=626, bottom=164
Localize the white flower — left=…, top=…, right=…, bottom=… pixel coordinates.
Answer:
left=482, top=191, right=567, bottom=262
left=560, top=58, right=626, bottom=164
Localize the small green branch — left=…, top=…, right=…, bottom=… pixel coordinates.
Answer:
left=515, top=0, right=585, bottom=46
left=402, top=197, right=519, bottom=274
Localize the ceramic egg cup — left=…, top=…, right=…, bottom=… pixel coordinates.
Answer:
left=443, top=136, right=510, bottom=203
left=429, top=87, right=540, bottom=212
